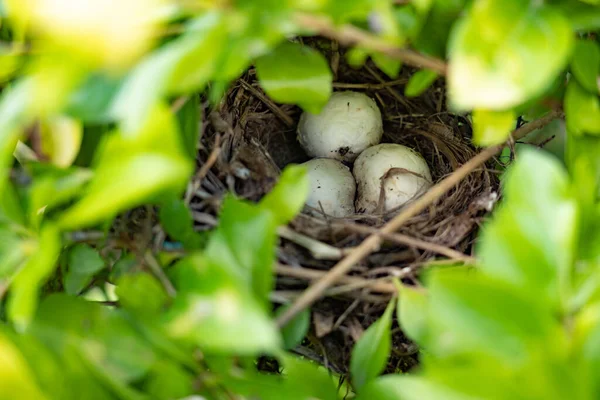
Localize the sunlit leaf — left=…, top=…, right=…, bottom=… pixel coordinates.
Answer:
left=565, top=79, right=600, bottom=136
left=371, top=53, right=401, bottom=79
left=39, top=116, right=83, bottom=168
left=405, top=69, right=438, bottom=97
left=472, top=109, right=515, bottom=146
left=260, top=164, right=309, bottom=225
left=398, top=284, right=429, bottom=345
left=116, top=273, right=168, bottom=316
left=356, top=375, right=471, bottom=400
left=571, top=39, right=600, bottom=94
left=350, top=298, right=395, bottom=390
left=256, top=42, right=333, bottom=114
left=7, top=223, right=61, bottom=330
left=64, top=244, right=105, bottom=295
left=448, top=0, right=573, bottom=110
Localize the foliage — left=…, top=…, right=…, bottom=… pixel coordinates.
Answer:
left=0, top=0, right=598, bottom=399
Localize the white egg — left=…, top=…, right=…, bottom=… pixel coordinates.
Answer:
left=302, top=158, right=356, bottom=217
left=297, top=91, right=383, bottom=162
left=354, top=144, right=432, bottom=213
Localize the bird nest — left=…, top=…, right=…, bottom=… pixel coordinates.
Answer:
left=189, top=42, right=499, bottom=374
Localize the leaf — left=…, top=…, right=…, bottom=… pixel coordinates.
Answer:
left=356, top=375, right=471, bottom=400
left=426, top=268, right=564, bottom=360
left=112, top=12, right=227, bottom=132
left=165, top=254, right=281, bottom=354
left=277, top=305, right=310, bottom=350
left=350, top=298, right=395, bottom=390
left=7, top=223, right=61, bottom=330
left=478, top=150, right=578, bottom=312
left=371, top=53, right=401, bottom=79
left=176, top=94, right=200, bottom=160
left=448, top=0, right=573, bottom=110
left=282, top=355, right=339, bottom=400
left=0, top=228, right=29, bottom=279
left=39, top=116, right=83, bottom=168
left=553, top=1, right=600, bottom=30
left=565, top=79, right=600, bottom=136
left=207, top=196, right=277, bottom=304
left=405, top=69, right=438, bottom=97
left=571, top=39, right=600, bottom=94
left=0, top=329, right=49, bottom=400
left=398, top=284, right=429, bottom=345
left=116, top=273, right=168, bottom=316
left=141, top=361, right=194, bottom=399
left=57, top=104, right=193, bottom=230
left=0, top=180, right=25, bottom=225
left=65, top=73, right=123, bottom=124
left=472, top=109, right=516, bottom=146
left=259, top=164, right=309, bottom=225
left=63, top=244, right=105, bottom=296
left=30, top=295, right=157, bottom=386
left=159, top=197, right=205, bottom=250
left=256, top=42, right=333, bottom=114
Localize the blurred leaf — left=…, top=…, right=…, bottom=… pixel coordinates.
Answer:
left=8, top=0, right=164, bottom=70
left=65, top=73, right=123, bottom=124
left=398, top=284, right=429, bottom=344
left=472, top=109, right=515, bottom=146
left=159, top=197, right=204, bottom=250
left=116, top=273, right=168, bottom=316
left=0, top=228, right=29, bottom=278
left=551, top=0, right=600, bottom=30
left=282, top=355, right=339, bottom=400
left=39, top=116, right=83, bottom=168
left=175, top=94, right=200, bottom=159
left=405, top=69, right=438, bottom=97
left=64, top=244, right=104, bottom=296
left=426, top=268, right=564, bottom=360
left=0, top=329, right=49, bottom=400
left=0, top=180, right=25, bottom=225
left=57, top=104, right=193, bottom=230
left=208, top=195, right=277, bottom=304
left=565, top=79, right=600, bottom=136
left=142, top=361, right=194, bottom=399
left=371, top=53, right=401, bottom=79
left=260, top=164, right=309, bottom=225
left=113, top=12, right=227, bottom=132
left=356, top=375, right=471, bottom=400
left=110, top=253, right=139, bottom=282
left=478, top=150, right=578, bottom=311
left=7, top=223, right=60, bottom=330
left=350, top=298, right=395, bottom=390
left=448, top=0, right=573, bottom=110
left=277, top=305, right=310, bottom=350
left=0, top=49, right=21, bottom=83
left=256, top=42, right=333, bottom=114
left=413, top=0, right=466, bottom=57
left=165, top=254, right=281, bottom=354
left=30, top=294, right=156, bottom=385
left=571, top=39, right=600, bottom=94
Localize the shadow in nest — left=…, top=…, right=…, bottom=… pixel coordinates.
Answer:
left=189, top=40, right=499, bottom=374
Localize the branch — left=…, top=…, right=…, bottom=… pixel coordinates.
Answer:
left=294, top=13, right=448, bottom=76
left=276, top=110, right=563, bottom=327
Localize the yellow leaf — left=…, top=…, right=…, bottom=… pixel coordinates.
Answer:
left=472, top=109, right=516, bottom=147
left=40, top=116, right=83, bottom=168
left=0, top=332, right=48, bottom=400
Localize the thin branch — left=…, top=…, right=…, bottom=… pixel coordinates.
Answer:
left=143, top=250, right=177, bottom=297
left=184, top=134, right=221, bottom=205
left=294, top=13, right=448, bottom=75
left=239, top=80, right=294, bottom=127
left=276, top=110, right=563, bottom=327
left=277, top=226, right=352, bottom=260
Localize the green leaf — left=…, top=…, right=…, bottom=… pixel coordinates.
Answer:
left=207, top=196, right=277, bottom=304
left=175, top=94, right=200, bottom=160
left=565, top=79, right=600, bottom=136
left=282, top=355, right=339, bottom=400
left=472, top=109, right=515, bottom=146
left=0, top=329, right=49, bottom=400
left=64, top=244, right=105, bottom=295
left=159, top=197, right=204, bottom=250
left=426, top=268, right=564, bottom=360
left=260, top=164, right=309, bottom=225
left=277, top=305, right=310, bottom=350
left=141, top=361, right=194, bottom=399
left=255, top=42, right=333, bottom=114
left=0, top=228, right=29, bottom=279
left=65, top=73, right=123, bottom=124
left=7, top=223, right=61, bottom=330
left=113, top=12, right=227, bottom=132
left=448, top=0, right=573, bottom=110
left=165, top=254, right=281, bottom=354
left=116, top=273, right=168, bottom=316
left=57, top=104, right=193, bottom=230
left=478, top=150, right=578, bottom=312
left=398, top=284, right=429, bottom=345
left=0, top=180, right=25, bottom=225
left=571, top=39, right=600, bottom=94
left=552, top=1, right=600, bottom=30
left=350, top=298, right=395, bottom=390
left=405, top=69, right=438, bottom=97
left=356, top=375, right=471, bottom=400
left=371, top=53, right=401, bottom=79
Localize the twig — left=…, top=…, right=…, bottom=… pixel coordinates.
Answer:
left=294, top=13, right=448, bottom=75
left=170, top=96, right=190, bottom=113
left=143, top=250, right=177, bottom=297
left=276, top=110, right=562, bottom=327
left=277, top=226, right=352, bottom=260
left=239, top=80, right=294, bottom=127
left=342, top=223, right=475, bottom=263
left=184, top=134, right=221, bottom=205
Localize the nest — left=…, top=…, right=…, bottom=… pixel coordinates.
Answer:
left=189, top=41, right=499, bottom=374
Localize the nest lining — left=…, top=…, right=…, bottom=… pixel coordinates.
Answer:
left=189, top=43, right=498, bottom=373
